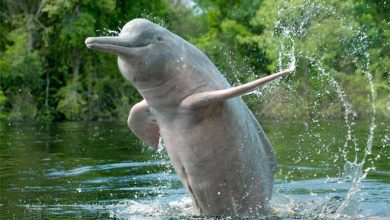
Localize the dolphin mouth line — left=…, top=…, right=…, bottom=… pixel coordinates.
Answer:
left=85, top=37, right=150, bottom=56
left=85, top=42, right=150, bottom=49
left=85, top=37, right=150, bottom=51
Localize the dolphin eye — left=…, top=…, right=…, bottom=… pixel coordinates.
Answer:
left=157, top=36, right=163, bottom=41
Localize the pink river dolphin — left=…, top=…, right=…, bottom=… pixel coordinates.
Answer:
left=85, top=18, right=294, bottom=217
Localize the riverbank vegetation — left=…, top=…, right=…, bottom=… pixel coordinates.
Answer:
left=0, top=0, right=388, bottom=122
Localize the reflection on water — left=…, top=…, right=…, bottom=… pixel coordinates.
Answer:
left=0, top=121, right=388, bottom=219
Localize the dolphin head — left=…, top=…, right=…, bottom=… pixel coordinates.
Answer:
left=85, top=19, right=179, bottom=87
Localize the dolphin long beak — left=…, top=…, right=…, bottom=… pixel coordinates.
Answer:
left=85, top=36, right=147, bottom=56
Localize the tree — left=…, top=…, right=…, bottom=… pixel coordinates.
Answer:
left=247, top=0, right=389, bottom=118
left=0, top=0, right=388, bottom=121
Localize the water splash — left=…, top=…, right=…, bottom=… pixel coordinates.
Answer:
left=150, top=137, right=177, bottom=204
left=107, top=197, right=193, bottom=219
left=255, top=0, right=381, bottom=218
left=96, top=28, right=121, bottom=36
left=334, top=51, right=377, bottom=218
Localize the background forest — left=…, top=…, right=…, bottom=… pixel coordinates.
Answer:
left=0, top=0, right=388, bottom=122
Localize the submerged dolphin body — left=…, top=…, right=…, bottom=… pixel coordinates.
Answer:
left=86, top=18, right=294, bottom=217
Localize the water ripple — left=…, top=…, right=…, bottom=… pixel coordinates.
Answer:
left=47, top=161, right=168, bottom=178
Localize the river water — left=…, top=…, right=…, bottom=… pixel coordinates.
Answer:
left=0, top=120, right=388, bottom=219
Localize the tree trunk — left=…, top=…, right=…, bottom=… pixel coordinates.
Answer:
left=72, top=49, right=80, bottom=86
left=45, top=70, right=50, bottom=108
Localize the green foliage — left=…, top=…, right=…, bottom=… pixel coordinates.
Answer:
left=0, top=30, right=44, bottom=90
left=114, top=96, right=131, bottom=123
left=0, top=90, right=6, bottom=105
left=245, top=0, right=389, bottom=118
left=56, top=83, right=87, bottom=120
left=8, top=88, right=38, bottom=121
left=190, top=0, right=268, bottom=91
left=0, top=0, right=388, bottom=121
left=0, top=29, right=43, bottom=120
left=59, top=13, right=96, bottom=48
left=0, top=89, right=8, bottom=120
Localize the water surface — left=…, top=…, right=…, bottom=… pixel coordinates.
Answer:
left=0, top=121, right=388, bottom=219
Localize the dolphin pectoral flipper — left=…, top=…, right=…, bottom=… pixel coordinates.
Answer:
left=181, top=67, right=295, bottom=109
left=128, top=100, right=160, bottom=150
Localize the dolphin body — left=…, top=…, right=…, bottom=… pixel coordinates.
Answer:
left=85, top=18, right=294, bottom=217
